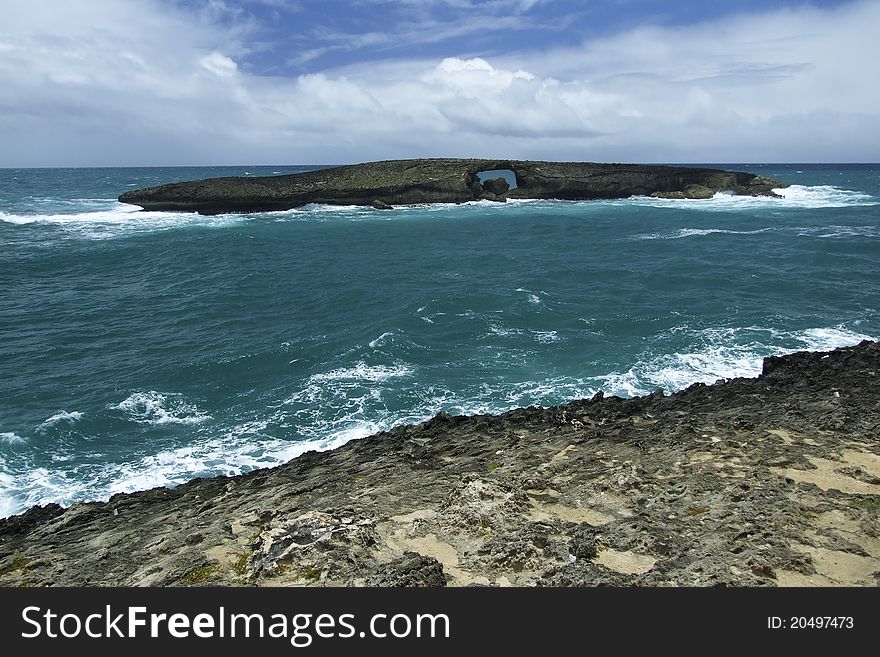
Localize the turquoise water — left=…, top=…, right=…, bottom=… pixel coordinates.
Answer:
left=1, top=164, right=878, bottom=517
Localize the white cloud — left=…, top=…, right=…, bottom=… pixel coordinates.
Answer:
left=200, top=52, right=239, bottom=77
left=0, top=0, right=878, bottom=165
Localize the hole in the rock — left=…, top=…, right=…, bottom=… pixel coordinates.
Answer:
left=476, top=169, right=518, bottom=191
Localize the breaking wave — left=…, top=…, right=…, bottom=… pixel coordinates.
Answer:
left=109, top=391, right=211, bottom=426
left=0, top=202, right=245, bottom=239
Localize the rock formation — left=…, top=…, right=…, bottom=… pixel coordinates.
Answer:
left=118, top=159, right=786, bottom=215
left=1, top=341, right=877, bottom=587
left=481, top=176, right=511, bottom=196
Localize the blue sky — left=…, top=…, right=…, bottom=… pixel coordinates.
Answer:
left=0, top=0, right=877, bottom=165
left=210, top=1, right=855, bottom=76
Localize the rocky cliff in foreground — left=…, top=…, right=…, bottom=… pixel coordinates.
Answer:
left=2, top=341, right=878, bottom=587
left=118, top=159, right=786, bottom=214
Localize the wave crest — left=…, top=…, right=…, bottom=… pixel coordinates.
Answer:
left=37, top=410, right=84, bottom=431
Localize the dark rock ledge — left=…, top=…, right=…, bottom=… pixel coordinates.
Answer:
left=1, top=341, right=878, bottom=587
left=118, top=159, right=787, bottom=214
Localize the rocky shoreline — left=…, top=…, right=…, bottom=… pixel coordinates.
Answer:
left=118, top=159, right=786, bottom=214
left=2, top=341, right=878, bottom=587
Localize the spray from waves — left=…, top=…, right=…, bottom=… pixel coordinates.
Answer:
left=774, top=185, right=878, bottom=208
left=37, top=410, right=83, bottom=432
left=0, top=202, right=247, bottom=239
left=0, top=462, right=20, bottom=518
left=592, top=324, right=875, bottom=398
left=109, top=391, right=211, bottom=426
left=626, top=185, right=878, bottom=212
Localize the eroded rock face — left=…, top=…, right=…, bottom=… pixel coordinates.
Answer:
left=481, top=177, right=510, bottom=196
left=2, top=341, right=877, bottom=587
left=118, top=159, right=787, bottom=214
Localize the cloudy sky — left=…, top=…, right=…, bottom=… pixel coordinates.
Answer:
left=1, top=0, right=877, bottom=166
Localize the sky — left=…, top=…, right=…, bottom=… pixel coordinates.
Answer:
left=0, top=0, right=878, bottom=166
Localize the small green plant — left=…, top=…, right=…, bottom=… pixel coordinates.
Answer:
left=848, top=496, right=880, bottom=509
left=181, top=564, right=220, bottom=584
left=687, top=506, right=711, bottom=516
left=300, top=564, right=322, bottom=582
left=274, top=562, right=322, bottom=583
left=0, top=554, right=33, bottom=577
left=232, top=552, right=250, bottom=576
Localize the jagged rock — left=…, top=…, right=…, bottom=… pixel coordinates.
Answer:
left=652, top=184, right=716, bottom=200
left=370, top=199, right=393, bottom=210
left=118, top=158, right=787, bottom=215
left=366, top=552, right=448, bottom=587
left=481, top=176, right=510, bottom=195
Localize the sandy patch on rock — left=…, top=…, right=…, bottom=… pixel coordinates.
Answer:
left=767, top=428, right=795, bottom=445
left=771, top=450, right=880, bottom=495
left=594, top=548, right=657, bottom=575
left=380, top=527, right=489, bottom=586
left=778, top=542, right=878, bottom=586
left=529, top=502, right=616, bottom=526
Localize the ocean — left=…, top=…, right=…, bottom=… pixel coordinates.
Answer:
left=1, top=163, right=877, bottom=518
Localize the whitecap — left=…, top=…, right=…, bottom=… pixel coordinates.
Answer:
left=308, top=362, right=413, bottom=384
left=37, top=410, right=83, bottom=431
left=487, top=324, right=524, bottom=338
left=796, top=225, right=880, bottom=240
left=0, top=432, right=27, bottom=445
left=368, top=332, right=396, bottom=349
left=514, top=287, right=544, bottom=305
left=109, top=391, right=211, bottom=426
left=532, top=330, right=562, bottom=343
left=633, top=227, right=774, bottom=240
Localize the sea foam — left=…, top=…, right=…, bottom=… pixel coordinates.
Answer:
left=308, top=362, right=413, bottom=384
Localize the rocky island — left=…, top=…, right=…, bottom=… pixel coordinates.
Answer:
left=118, top=159, right=786, bottom=214
left=1, top=341, right=877, bottom=587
